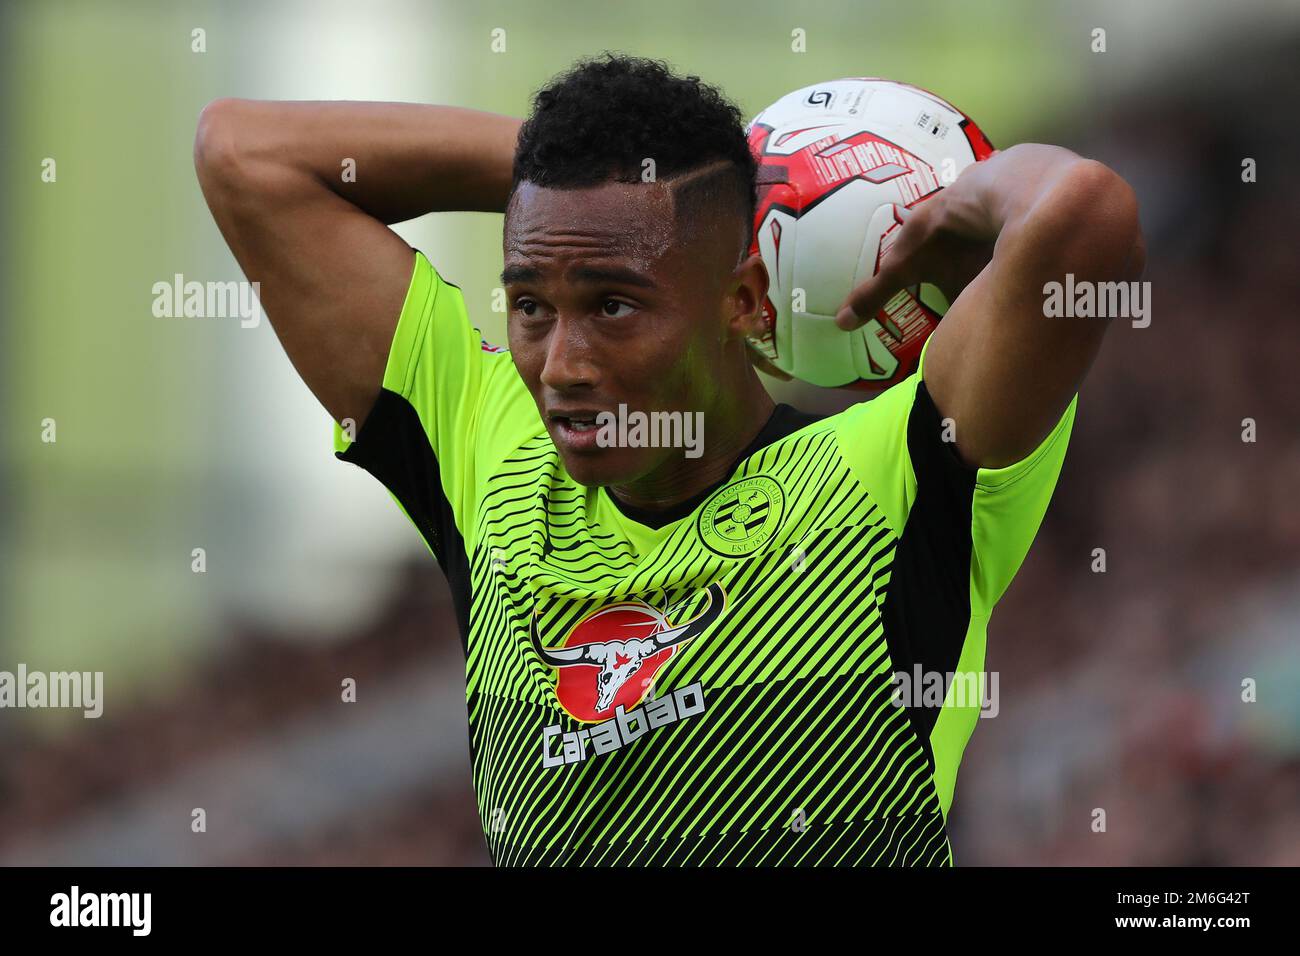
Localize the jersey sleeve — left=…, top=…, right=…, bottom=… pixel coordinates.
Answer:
left=835, top=333, right=1076, bottom=616
left=834, top=334, right=1076, bottom=815
left=332, top=248, right=540, bottom=562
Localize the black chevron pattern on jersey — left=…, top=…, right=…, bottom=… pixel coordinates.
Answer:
left=461, top=424, right=956, bottom=867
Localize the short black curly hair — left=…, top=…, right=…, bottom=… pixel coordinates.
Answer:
left=510, top=53, right=757, bottom=260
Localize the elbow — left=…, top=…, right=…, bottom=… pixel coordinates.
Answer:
left=1041, top=158, right=1146, bottom=282
left=193, top=98, right=251, bottom=188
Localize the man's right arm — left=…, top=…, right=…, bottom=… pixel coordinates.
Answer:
left=192, top=99, right=522, bottom=430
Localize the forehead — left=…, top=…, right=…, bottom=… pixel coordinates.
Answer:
left=503, top=180, right=681, bottom=269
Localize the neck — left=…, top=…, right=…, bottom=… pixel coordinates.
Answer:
left=607, top=376, right=774, bottom=513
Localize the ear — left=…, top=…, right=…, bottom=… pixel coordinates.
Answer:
left=725, top=252, right=769, bottom=341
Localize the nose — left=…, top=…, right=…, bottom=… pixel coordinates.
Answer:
left=539, top=316, right=599, bottom=392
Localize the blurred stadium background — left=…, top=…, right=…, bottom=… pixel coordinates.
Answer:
left=1, top=0, right=1297, bottom=865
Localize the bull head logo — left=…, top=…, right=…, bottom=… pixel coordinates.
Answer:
left=532, top=584, right=725, bottom=716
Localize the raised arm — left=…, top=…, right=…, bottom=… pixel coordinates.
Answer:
left=837, top=144, right=1145, bottom=469
left=193, top=99, right=521, bottom=429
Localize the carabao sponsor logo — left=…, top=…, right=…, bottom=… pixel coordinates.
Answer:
left=541, top=681, right=707, bottom=768
left=531, top=583, right=725, bottom=721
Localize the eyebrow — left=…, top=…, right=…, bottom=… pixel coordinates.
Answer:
left=499, top=264, right=656, bottom=289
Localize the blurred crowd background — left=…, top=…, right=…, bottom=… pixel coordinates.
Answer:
left=1, top=0, right=1297, bottom=865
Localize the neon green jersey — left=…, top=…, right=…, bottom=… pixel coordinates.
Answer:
left=335, top=249, right=1076, bottom=866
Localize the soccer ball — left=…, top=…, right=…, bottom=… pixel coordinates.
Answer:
left=746, top=78, right=995, bottom=390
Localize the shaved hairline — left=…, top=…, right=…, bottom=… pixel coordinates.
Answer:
left=666, top=158, right=754, bottom=267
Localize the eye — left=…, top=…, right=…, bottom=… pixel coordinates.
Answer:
left=600, top=299, right=634, bottom=318
left=513, top=297, right=539, bottom=317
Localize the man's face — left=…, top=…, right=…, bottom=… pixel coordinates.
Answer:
left=503, top=179, right=744, bottom=488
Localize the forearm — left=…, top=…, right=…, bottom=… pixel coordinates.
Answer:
left=191, top=98, right=521, bottom=428
left=941, top=143, right=1143, bottom=283
left=195, top=99, right=522, bottom=223
left=914, top=145, right=1143, bottom=467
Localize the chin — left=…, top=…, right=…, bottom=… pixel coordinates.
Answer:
left=556, top=447, right=653, bottom=489
left=559, top=454, right=627, bottom=488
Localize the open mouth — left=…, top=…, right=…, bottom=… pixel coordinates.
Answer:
left=551, top=414, right=602, bottom=433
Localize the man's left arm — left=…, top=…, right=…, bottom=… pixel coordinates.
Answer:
left=837, top=144, right=1146, bottom=469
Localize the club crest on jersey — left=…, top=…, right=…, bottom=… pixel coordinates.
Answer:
left=697, top=474, right=786, bottom=557
left=532, top=583, right=725, bottom=722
